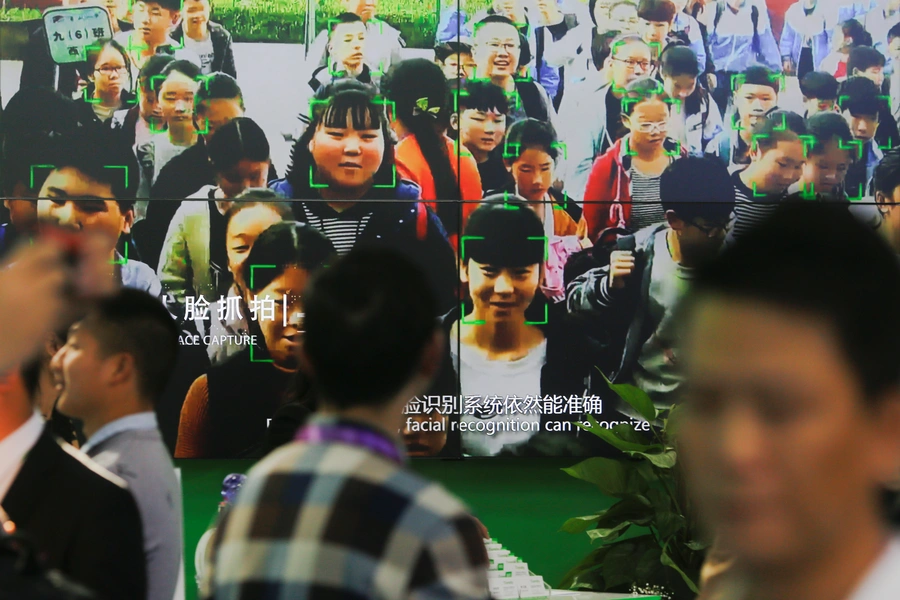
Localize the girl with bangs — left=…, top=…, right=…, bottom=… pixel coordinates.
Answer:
left=269, top=87, right=459, bottom=314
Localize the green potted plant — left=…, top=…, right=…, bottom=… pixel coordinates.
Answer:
left=559, top=374, right=707, bottom=600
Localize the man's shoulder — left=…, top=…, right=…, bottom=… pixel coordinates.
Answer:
left=91, top=431, right=178, bottom=491
left=45, top=434, right=131, bottom=495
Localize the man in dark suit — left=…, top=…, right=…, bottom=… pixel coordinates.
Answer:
left=0, top=238, right=147, bottom=600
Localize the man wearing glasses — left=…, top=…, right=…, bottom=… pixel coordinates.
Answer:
left=560, top=33, right=651, bottom=204
left=567, top=156, right=735, bottom=416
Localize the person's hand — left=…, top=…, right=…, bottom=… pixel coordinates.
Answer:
left=706, top=73, right=717, bottom=90
left=609, top=250, right=636, bottom=289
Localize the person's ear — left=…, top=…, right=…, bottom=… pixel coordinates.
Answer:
left=105, top=352, right=135, bottom=390
left=460, top=259, right=470, bottom=284
left=621, top=113, right=631, bottom=129
left=449, top=112, right=459, bottom=132
left=665, top=209, right=685, bottom=231
left=852, top=67, right=862, bottom=78
left=170, top=9, right=182, bottom=28
left=120, top=208, right=135, bottom=235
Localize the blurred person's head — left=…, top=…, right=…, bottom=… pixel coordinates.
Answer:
left=181, top=0, right=210, bottom=39
left=733, top=66, right=780, bottom=132
left=800, top=71, right=839, bottom=116
left=402, top=409, right=448, bottom=457
left=223, top=193, right=293, bottom=294
left=660, top=45, right=699, bottom=102
left=137, top=54, right=175, bottom=127
left=206, top=117, right=271, bottom=199
left=299, top=247, right=442, bottom=421
left=873, top=147, right=900, bottom=250
left=473, top=15, right=522, bottom=80
left=36, top=129, right=139, bottom=258
left=328, top=12, right=367, bottom=73
left=888, top=23, right=900, bottom=62
left=52, top=289, right=179, bottom=437
left=131, top=0, right=182, bottom=50
left=434, top=41, right=476, bottom=80
left=503, top=118, right=560, bottom=202
left=621, top=77, right=670, bottom=154
left=592, top=28, right=622, bottom=72
left=3, top=201, right=39, bottom=233
left=800, top=111, right=854, bottom=196
left=838, top=76, right=883, bottom=142
left=609, top=1, right=640, bottom=34
left=341, top=0, right=377, bottom=22
left=85, top=40, right=132, bottom=106
left=744, top=110, right=807, bottom=194
left=608, top=33, right=652, bottom=92
left=637, top=0, right=676, bottom=46
left=19, top=331, right=67, bottom=420
left=194, top=72, right=245, bottom=143
left=158, top=59, right=202, bottom=132
left=243, top=223, right=336, bottom=370
left=287, top=85, right=397, bottom=199
left=680, top=204, right=900, bottom=579
left=1, top=87, right=83, bottom=159
left=3, top=133, right=63, bottom=204
left=848, top=46, right=886, bottom=88
left=833, top=19, right=871, bottom=54
left=590, top=0, right=619, bottom=30
left=460, top=199, right=545, bottom=324
left=660, top=156, right=735, bottom=264
left=452, top=79, right=509, bottom=161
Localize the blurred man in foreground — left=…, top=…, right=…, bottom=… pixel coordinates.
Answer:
left=680, top=204, right=900, bottom=600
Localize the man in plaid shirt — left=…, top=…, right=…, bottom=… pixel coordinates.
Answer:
left=200, top=247, right=490, bottom=600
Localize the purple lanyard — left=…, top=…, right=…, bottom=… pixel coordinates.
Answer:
left=295, top=421, right=406, bottom=465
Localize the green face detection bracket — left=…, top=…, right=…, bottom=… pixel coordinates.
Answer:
left=248, top=263, right=277, bottom=362
left=839, top=138, right=864, bottom=161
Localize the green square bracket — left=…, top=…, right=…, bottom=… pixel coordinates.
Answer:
left=798, top=134, right=816, bottom=157
left=879, top=137, right=894, bottom=151
left=506, top=90, right=522, bottom=111
left=772, top=112, right=787, bottom=131
left=501, top=190, right=521, bottom=209
left=530, top=235, right=549, bottom=262
left=750, top=133, right=770, bottom=153
left=452, top=88, right=468, bottom=113
left=881, top=94, right=892, bottom=110
left=730, top=73, right=745, bottom=93
left=799, top=181, right=816, bottom=200
left=621, top=96, right=639, bottom=115
left=551, top=141, right=567, bottom=161
left=647, top=41, right=662, bottom=56
left=839, top=138, right=864, bottom=160
left=664, top=140, right=681, bottom=157
left=308, top=97, right=329, bottom=123
left=249, top=345, right=273, bottom=363
left=248, top=263, right=277, bottom=362
left=847, top=183, right=865, bottom=202
left=552, top=191, right=570, bottom=211
left=751, top=181, right=767, bottom=198
left=371, top=163, right=397, bottom=188
left=624, top=136, right=637, bottom=157
left=502, top=141, right=520, bottom=160
left=524, top=303, right=549, bottom=325
left=110, top=239, right=128, bottom=265
left=29, top=164, right=55, bottom=189
left=665, top=96, right=682, bottom=115
left=195, top=117, right=210, bottom=135
left=459, top=301, right=486, bottom=325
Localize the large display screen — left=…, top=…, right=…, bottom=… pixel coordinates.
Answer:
left=2, top=0, right=886, bottom=458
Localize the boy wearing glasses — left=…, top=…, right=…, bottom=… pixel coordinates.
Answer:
left=568, top=155, right=735, bottom=415
left=562, top=33, right=652, bottom=204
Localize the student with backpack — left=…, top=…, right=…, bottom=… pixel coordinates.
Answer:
left=780, top=0, right=832, bottom=80
left=706, top=0, right=782, bottom=115
left=567, top=155, right=735, bottom=415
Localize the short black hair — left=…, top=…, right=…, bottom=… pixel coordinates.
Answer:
left=889, top=22, right=900, bottom=42
left=475, top=14, right=519, bottom=34
left=660, top=156, right=735, bottom=222
left=46, top=127, right=139, bottom=200
left=752, top=110, right=806, bottom=153
left=139, top=54, right=176, bottom=94
left=660, top=45, right=700, bottom=78
left=195, top=72, right=244, bottom=113
left=159, top=59, right=202, bottom=84
left=592, top=29, right=622, bottom=71
left=457, top=79, right=509, bottom=114
left=838, top=76, right=884, bottom=119
left=800, top=71, right=839, bottom=101
left=207, top=117, right=270, bottom=173
left=135, top=0, right=182, bottom=13
left=434, top=40, right=473, bottom=63
left=638, top=0, right=677, bottom=23
left=329, top=11, right=364, bottom=36
left=462, top=197, right=545, bottom=267
left=805, top=111, right=853, bottom=156
left=874, top=147, right=900, bottom=197
left=690, top=203, right=900, bottom=400
left=622, top=77, right=667, bottom=116
left=243, top=222, right=336, bottom=293
left=847, top=46, right=886, bottom=76
left=81, top=288, right=179, bottom=402
left=3, top=134, right=59, bottom=195
left=503, top=118, right=559, bottom=162
left=302, top=247, right=438, bottom=408
left=739, top=65, right=780, bottom=94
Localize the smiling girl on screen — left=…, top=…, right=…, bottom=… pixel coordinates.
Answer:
left=426, top=199, right=600, bottom=457
left=175, top=222, right=334, bottom=458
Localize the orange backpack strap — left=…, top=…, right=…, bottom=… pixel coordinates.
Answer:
left=416, top=202, right=428, bottom=241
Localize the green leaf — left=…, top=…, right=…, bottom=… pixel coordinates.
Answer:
left=599, top=370, right=658, bottom=422
left=654, top=510, right=687, bottom=540
left=634, top=545, right=664, bottom=584
left=661, top=543, right=700, bottom=593
left=594, top=495, right=654, bottom=528
left=561, top=514, right=601, bottom=534
left=562, top=457, right=646, bottom=497
left=559, top=545, right=611, bottom=589
left=627, top=449, right=677, bottom=469
left=587, top=521, right=631, bottom=543
left=602, top=540, right=647, bottom=590
left=686, top=540, right=710, bottom=551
